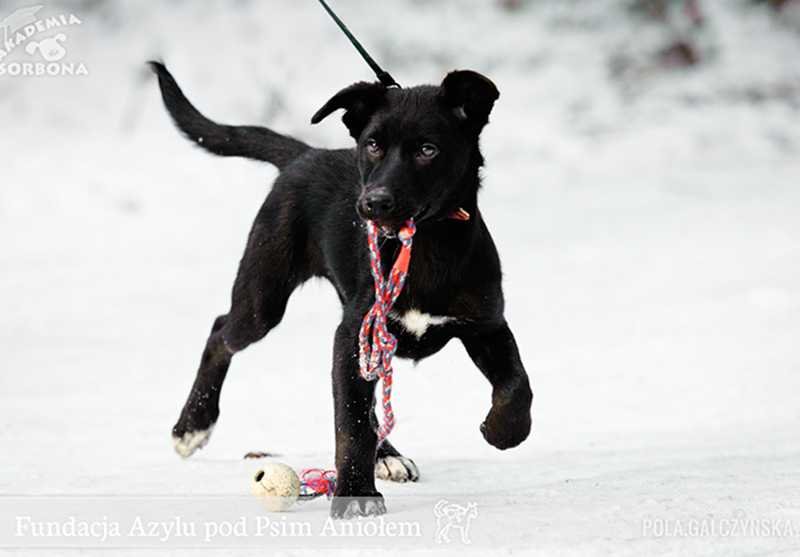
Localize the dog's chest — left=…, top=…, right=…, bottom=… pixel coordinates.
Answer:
left=389, top=308, right=454, bottom=339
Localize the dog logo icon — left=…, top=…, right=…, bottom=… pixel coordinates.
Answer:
left=25, top=33, right=66, bottom=61
left=0, top=4, right=87, bottom=77
left=433, top=499, right=478, bottom=544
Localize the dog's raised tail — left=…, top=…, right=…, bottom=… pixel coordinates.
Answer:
left=148, top=61, right=310, bottom=169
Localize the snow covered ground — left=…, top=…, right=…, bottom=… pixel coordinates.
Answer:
left=2, top=0, right=800, bottom=554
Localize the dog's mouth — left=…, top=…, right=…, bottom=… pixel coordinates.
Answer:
left=373, top=220, right=405, bottom=238
left=371, top=206, right=429, bottom=238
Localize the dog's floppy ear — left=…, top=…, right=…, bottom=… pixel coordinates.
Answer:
left=311, top=81, right=387, bottom=140
left=440, top=70, right=499, bottom=132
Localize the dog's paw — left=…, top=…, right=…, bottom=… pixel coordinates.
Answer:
left=376, top=455, right=419, bottom=482
left=480, top=405, right=531, bottom=450
left=330, top=495, right=387, bottom=519
left=172, top=402, right=219, bottom=458
left=172, top=425, right=214, bottom=458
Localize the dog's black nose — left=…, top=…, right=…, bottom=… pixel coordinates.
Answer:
left=359, top=189, right=395, bottom=219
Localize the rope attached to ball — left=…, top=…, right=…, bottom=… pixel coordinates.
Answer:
left=358, top=219, right=416, bottom=444
left=298, top=468, right=337, bottom=500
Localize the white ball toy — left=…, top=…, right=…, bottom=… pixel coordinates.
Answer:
left=250, top=462, right=301, bottom=512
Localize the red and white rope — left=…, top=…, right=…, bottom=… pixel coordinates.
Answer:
left=358, top=219, right=416, bottom=443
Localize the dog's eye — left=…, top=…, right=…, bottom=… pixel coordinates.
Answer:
left=418, top=143, right=439, bottom=160
left=365, top=138, right=383, bottom=157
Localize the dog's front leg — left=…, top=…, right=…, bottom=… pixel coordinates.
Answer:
left=329, top=315, right=386, bottom=519
left=461, top=323, right=533, bottom=450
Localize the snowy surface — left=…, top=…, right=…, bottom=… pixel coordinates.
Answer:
left=2, top=0, right=800, bottom=555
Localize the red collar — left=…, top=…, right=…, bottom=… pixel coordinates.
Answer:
left=447, top=207, right=471, bottom=221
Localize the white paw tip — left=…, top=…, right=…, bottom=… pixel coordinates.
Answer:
left=172, top=426, right=214, bottom=458
left=376, top=455, right=420, bottom=482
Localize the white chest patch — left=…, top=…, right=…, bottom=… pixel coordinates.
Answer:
left=390, top=309, right=454, bottom=339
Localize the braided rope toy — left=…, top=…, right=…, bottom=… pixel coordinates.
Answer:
left=358, top=219, right=417, bottom=443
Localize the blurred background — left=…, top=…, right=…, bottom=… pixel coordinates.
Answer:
left=1, top=0, right=800, bottom=552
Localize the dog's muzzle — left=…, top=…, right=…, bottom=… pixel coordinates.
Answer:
left=358, top=188, right=395, bottom=220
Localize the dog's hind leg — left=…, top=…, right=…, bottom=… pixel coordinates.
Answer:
left=172, top=192, right=303, bottom=458
left=171, top=313, right=232, bottom=457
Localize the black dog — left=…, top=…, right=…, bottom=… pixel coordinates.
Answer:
left=150, top=62, right=533, bottom=519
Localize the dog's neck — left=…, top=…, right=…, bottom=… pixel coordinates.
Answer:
left=378, top=169, right=484, bottom=307
left=415, top=177, right=481, bottom=251
left=441, top=163, right=481, bottom=227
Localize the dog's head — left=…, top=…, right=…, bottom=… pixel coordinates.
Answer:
left=312, top=71, right=499, bottom=231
